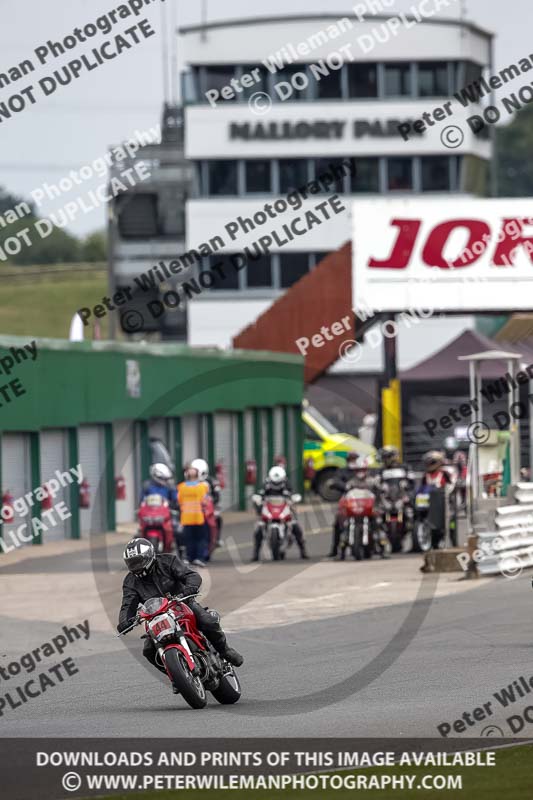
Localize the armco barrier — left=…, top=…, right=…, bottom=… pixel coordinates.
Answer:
left=476, top=483, right=533, bottom=575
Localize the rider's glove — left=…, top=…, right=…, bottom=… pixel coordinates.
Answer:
left=117, top=618, right=134, bottom=633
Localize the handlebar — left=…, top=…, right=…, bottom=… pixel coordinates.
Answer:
left=116, top=592, right=201, bottom=637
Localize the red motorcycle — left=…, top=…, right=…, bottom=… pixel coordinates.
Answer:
left=118, top=593, right=241, bottom=709
left=137, top=494, right=173, bottom=554
left=338, top=487, right=388, bottom=561
left=252, top=492, right=302, bottom=561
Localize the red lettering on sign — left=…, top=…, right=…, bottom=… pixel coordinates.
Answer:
left=368, top=219, right=421, bottom=268
left=493, top=218, right=533, bottom=266
left=422, top=219, right=490, bottom=268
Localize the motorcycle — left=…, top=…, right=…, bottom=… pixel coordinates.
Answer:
left=413, top=483, right=457, bottom=551
left=338, top=487, right=389, bottom=561
left=378, top=471, right=414, bottom=553
left=118, top=593, right=241, bottom=710
left=252, top=492, right=302, bottom=561
left=137, top=494, right=174, bottom=554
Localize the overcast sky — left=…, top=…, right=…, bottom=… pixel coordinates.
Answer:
left=0, top=0, right=527, bottom=238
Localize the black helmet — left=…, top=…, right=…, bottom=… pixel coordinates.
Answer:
left=123, top=538, right=156, bottom=577
left=381, top=445, right=399, bottom=465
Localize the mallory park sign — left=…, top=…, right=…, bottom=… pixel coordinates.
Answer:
left=229, top=120, right=423, bottom=141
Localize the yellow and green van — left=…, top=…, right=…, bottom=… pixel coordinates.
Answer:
left=303, top=402, right=376, bottom=500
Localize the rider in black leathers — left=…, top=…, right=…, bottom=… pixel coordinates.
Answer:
left=117, top=540, right=243, bottom=669
left=251, top=466, right=308, bottom=560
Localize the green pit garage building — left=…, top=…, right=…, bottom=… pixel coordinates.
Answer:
left=0, top=338, right=304, bottom=545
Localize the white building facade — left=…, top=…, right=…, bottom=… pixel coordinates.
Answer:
left=178, top=13, right=493, bottom=368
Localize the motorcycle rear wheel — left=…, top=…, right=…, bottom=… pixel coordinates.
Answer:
left=211, top=667, right=242, bottom=705
left=164, top=649, right=207, bottom=709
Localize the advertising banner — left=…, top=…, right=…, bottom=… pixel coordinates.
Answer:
left=353, top=198, right=533, bottom=313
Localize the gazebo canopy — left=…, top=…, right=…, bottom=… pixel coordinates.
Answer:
left=400, top=329, right=524, bottom=382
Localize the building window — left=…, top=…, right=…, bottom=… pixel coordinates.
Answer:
left=383, top=63, right=411, bottom=96
left=182, top=68, right=200, bottom=103
left=421, top=156, right=450, bottom=191
left=315, top=67, right=343, bottom=99
left=245, top=255, right=272, bottom=288
left=203, top=66, right=237, bottom=102
left=313, top=158, right=349, bottom=192
left=418, top=61, right=448, bottom=96
left=387, top=158, right=413, bottom=191
left=347, top=63, right=378, bottom=97
left=351, top=158, right=379, bottom=192
left=274, top=64, right=308, bottom=101
left=245, top=160, right=272, bottom=193
left=280, top=253, right=310, bottom=288
left=279, top=159, right=309, bottom=193
left=207, top=255, right=240, bottom=290
left=207, top=160, right=238, bottom=195
left=239, top=65, right=269, bottom=99
left=118, top=194, right=158, bottom=238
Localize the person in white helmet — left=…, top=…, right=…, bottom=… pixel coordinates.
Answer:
left=140, top=463, right=177, bottom=506
left=251, top=465, right=308, bottom=561
left=190, top=457, right=223, bottom=548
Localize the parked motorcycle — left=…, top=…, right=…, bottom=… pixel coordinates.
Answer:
left=252, top=492, right=302, bottom=561
left=378, top=472, right=414, bottom=553
left=338, top=487, right=389, bottom=560
left=117, top=593, right=241, bottom=709
left=412, top=484, right=457, bottom=551
left=137, top=494, right=174, bottom=554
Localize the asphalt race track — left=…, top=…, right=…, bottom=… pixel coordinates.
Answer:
left=1, top=512, right=532, bottom=740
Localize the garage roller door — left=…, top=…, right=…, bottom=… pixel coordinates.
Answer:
left=181, top=415, right=201, bottom=476
left=113, top=421, right=136, bottom=524
left=260, top=410, right=269, bottom=482
left=78, top=425, right=107, bottom=535
left=1, top=433, right=31, bottom=546
left=274, top=407, right=284, bottom=463
left=39, top=430, right=70, bottom=540
left=214, top=413, right=238, bottom=511
left=149, top=419, right=170, bottom=451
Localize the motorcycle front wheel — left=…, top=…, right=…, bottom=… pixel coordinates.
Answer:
left=387, top=521, right=403, bottom=553
left=352, top=526, right=364, bottom=561
left=211, top=667, right=242, bottom=705
left=164, top=649, right=207, bottom=709
left=270, top=530, right=281, bottom=561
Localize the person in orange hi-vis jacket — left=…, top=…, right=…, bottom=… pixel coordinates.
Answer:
left=177, top=465, right=209, bottom=567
